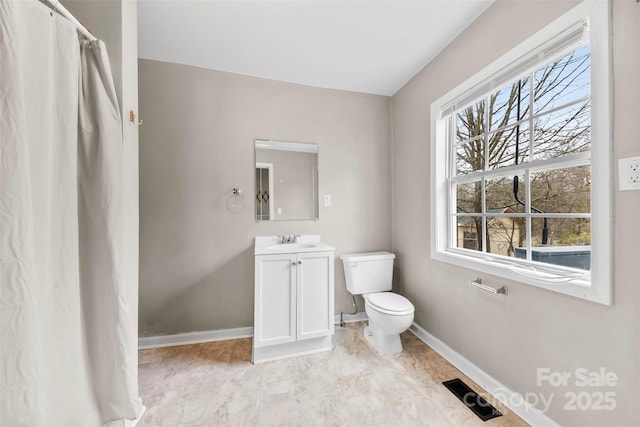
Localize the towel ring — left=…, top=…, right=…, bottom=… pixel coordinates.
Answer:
left=227, top=188, right=246, bottom=211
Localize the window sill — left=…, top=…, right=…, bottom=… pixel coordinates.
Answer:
left=431, top=249, right=611, bottom=305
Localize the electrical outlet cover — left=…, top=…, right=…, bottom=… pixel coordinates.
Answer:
left=618, top=156, right=640, bottom=191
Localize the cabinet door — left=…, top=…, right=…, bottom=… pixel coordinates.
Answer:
left=297, top=251, right=334, bottom=341
left=254, top=254, right=296, bottom=347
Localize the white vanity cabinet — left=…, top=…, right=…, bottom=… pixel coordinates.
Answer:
left=253, top=236, right=335, bottom=363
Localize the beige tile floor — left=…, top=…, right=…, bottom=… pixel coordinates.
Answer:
left=138, top=322, right=529, bottom=427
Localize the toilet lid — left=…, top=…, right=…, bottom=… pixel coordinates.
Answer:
left=367, top=292, right=414, bottom=313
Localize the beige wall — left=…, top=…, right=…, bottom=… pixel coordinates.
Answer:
left=391, top=0, right=639, bottom=425
left=138, top=60, right=391, bottom=336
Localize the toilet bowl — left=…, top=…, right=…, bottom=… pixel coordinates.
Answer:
left=363, top=292, right=414, bottom=355
left=340, top=251, right=415, bottom=355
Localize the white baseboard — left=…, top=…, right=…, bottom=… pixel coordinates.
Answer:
left=409, top=322, right=560, bottom=427
left=137, top=313, right=367, bottom=350
left=138, top=327, right=254, bottom=350
left=334, top=311, right=368, bottom=325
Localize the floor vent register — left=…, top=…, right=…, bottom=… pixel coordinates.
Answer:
left=442, top=378, right=502, bottom=422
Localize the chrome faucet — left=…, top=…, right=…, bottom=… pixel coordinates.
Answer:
left=277, top=234, right=300, bottom=244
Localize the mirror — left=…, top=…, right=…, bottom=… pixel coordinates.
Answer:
left=255, top=139, right=319, bottom=221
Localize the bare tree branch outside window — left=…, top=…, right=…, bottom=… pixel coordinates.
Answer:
left=453, top=45, right=591, bottom=259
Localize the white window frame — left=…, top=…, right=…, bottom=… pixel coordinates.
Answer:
left=430, top=0, right=612, bottom=304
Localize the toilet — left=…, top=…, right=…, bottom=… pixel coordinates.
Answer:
left=340, top=251, right=414, bottom=355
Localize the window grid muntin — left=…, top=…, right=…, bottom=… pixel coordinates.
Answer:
left=452, top=94, right=588, bottom=143
left=453, top=89, right=590, bottom=170
left=451, top=151, right=590, bottom=184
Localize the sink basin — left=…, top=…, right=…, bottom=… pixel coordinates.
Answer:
left=266, top=243, right=318, bottom=251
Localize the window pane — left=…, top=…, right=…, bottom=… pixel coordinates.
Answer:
left=533, top=102, right=590, bottom=160
left=485, top=175, right=526, bottom=214
left=532, top=217, right=591, bottom=246
left=486, top=216, right=526, bottom=257
left=487, top=124, right=529, bottom=169
left=455, top=216, right=482, bottom=251
left=455, top=138, right=484, bottom=175
left=489, top=78, right=530, bottom=131
left=456, top=100, right=486, bottom=144
left=534, top=44, right=590, bottom=114
left=456, top=181, right=482, bottom=213
left=530, top=166, right=591, bottom=214
left=525, top=218, right=591, bottom=271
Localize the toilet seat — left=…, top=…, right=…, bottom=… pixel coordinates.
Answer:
left=365, top=292, right=414, bottom=316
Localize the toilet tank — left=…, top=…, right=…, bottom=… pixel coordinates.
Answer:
left=340, top=251, right=395, bottom=295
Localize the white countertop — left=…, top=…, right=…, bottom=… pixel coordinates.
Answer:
left=254, top=235, right=335, bottom=255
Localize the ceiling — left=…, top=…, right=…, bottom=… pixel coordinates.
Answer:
left=137, top=1, right=494, bottom=96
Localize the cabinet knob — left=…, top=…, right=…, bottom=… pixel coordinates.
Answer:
left=292, top=261, right=296, bottom=266
left=298, top=260, right=302, bottom=264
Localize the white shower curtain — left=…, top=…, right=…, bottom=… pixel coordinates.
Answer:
left=0, top=1, right=142, bottom=426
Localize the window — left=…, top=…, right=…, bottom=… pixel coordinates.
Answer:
left=431, top=1, right=611, bottom=304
